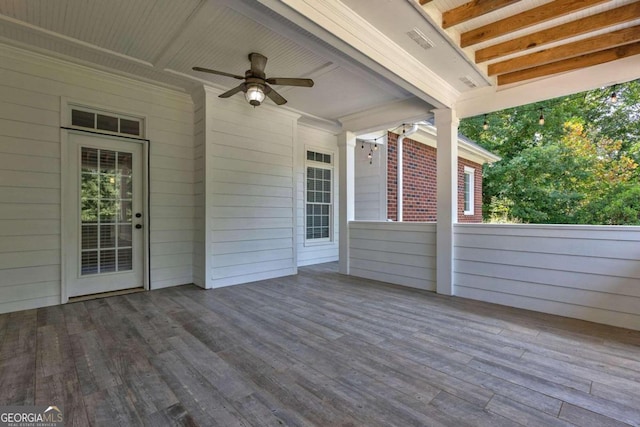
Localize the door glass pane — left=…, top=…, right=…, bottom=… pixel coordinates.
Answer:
left=120, top=175, right=133, bottom=199
left=100, top=225, right=116, bottom=248
left=100, top=250, right=117, bottom=273
left=99, top=200, right=117, bottom=223
left=81, top=174, right=99, bottom=200
left=118, top=224, right=132, bottom=247
left=81, top=199, right=98, bottom=223
left=118, top=201, right=132, bottom=222
left=118, top=152, right=132, bottom=175
left=81, top=251, right=98, bottom=275
left=82, top=225, right=98, bottom=249
left=81, top=148, right=98, bottom=172
left=118, top=248, right=133, bottom=271
left=100, top=175, right=118, bottom=199
left=100, top=150, right=117, bottom=174
left=81, top=147, right=134, bottom=275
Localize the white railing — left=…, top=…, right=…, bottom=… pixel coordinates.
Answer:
left=454, top=224, right=640, bottom=330
left=349, top=221, right=436, bottom=291
left=347, top=221, right=640, bottom=330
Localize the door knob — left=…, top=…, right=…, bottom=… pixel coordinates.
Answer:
left=135, top=224, right=142, bottom=229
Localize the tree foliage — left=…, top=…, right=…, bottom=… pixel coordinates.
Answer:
left=460, top=79, right=640, bottom=225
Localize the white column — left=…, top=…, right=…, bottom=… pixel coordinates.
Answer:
left=338, top=131, right=356, bottom=274
left=434, top=108, right=459, bottom=296
left=397, top=134, right=403, bottom=222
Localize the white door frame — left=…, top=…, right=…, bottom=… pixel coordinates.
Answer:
left=60, top=128, right=149, bottom=303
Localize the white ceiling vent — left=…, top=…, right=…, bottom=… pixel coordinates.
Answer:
left=406, top=28, right=434, bottom=50
left=459, top=76, right=478, bottom=88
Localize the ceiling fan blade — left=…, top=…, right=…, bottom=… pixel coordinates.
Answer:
left=218, top=84, right=246, bottom=98
left=248, top=52, right=268, bottom=76
left=264, top=85, right=287, bottom=105
left=266, top=77, right=314, bottom=87
left=192, top=66, right=244, bottom=80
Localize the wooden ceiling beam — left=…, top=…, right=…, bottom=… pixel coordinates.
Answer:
left=497, top=41, right=640, bottom=85
left=476, top=1, right=640, bottom=63
left=461, top=0, right=611, bottom=48
left=442, top=0, right=521, bottom=29
left=489, top=25, right=640, bottom=76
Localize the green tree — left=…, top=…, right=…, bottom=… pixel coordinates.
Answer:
left=460, top=79, right=640, bottom=224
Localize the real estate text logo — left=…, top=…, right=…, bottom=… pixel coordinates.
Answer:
left=0, top=405, right=63, bottom=427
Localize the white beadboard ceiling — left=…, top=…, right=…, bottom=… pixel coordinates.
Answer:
left=0, top=0, right=420, bottom=122
left=341, top=0, right=490, bottom=93
left=164, top=6, right=332, bottom=87
left=0, top=0, right=637, bottom=121
left=0, top=0, right=203, bottom=62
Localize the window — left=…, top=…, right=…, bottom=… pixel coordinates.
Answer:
left=306, top=150, right=333, bottom=242
left=71, top=106, right=143, bottom=137
left=464, top=166, right=475, bottom=215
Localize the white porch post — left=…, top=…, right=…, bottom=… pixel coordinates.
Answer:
left=338, top=131, right=356, bottom=274
left=435, top=108, right=459, bottom=296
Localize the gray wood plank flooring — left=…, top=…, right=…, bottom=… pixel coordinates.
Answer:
left=1, top=262, right=639, bottom=426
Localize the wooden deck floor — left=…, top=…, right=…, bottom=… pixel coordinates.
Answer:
left=1, top=263, right=640, bottom=426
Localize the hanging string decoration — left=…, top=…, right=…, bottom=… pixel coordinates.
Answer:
left=360, top=134, right=385, bottom=165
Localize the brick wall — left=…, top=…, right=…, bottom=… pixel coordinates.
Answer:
left=386, top=132, right=483, bottom=222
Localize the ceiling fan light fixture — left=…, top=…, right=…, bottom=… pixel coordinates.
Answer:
left=245, top=83, right=265, bottom=106
left=193, top=53, right=312, bottom=107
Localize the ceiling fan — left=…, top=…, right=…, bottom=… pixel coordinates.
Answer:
left=193, top=53, right=314, bottom=107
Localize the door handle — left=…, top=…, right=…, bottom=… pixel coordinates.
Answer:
left=135, top=224, right=143, bottom=229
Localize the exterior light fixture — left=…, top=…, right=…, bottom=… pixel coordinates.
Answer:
left=374, top=143, right=378, bottom=151
left=483, top=114, right=489, bottom=130
left=245, top=83, right=265, bottom=106
left=538, top=110, right=545, bottom=126
left=610, top=88, right=618, bottom=104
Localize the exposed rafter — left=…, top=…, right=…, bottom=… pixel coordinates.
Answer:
left=422, top=0, right=640, bottom=87
left=475, top=2, right=640, bottom=63
left=442, top=0, right=521, bottom=29
left=460, top=0, right=610, bottom=48
left=497, top=41, right=640, bottom=85
left=488, top=25, right=640, bottom=76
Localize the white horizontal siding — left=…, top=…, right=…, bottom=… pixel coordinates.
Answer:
left=454, top=224, right=640, bottom=330
left=205, top=91, right=298, bottom=287
left=349, top=221, right=436, bottom=291
left=296, top=125, right=339, bottom=267
left=0, top=44, right=194, bottom=312
left=354, top=141, right=386, bottom=221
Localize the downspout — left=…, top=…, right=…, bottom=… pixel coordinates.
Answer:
left=397, top=123, right=419, bottom=221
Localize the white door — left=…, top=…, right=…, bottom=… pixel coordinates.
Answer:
left=65, top=133, right=145, bottom=298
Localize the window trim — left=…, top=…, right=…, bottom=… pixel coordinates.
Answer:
left=304, top=148, right=334, bottom=246
left=463, top=166, right=475, bottom=216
